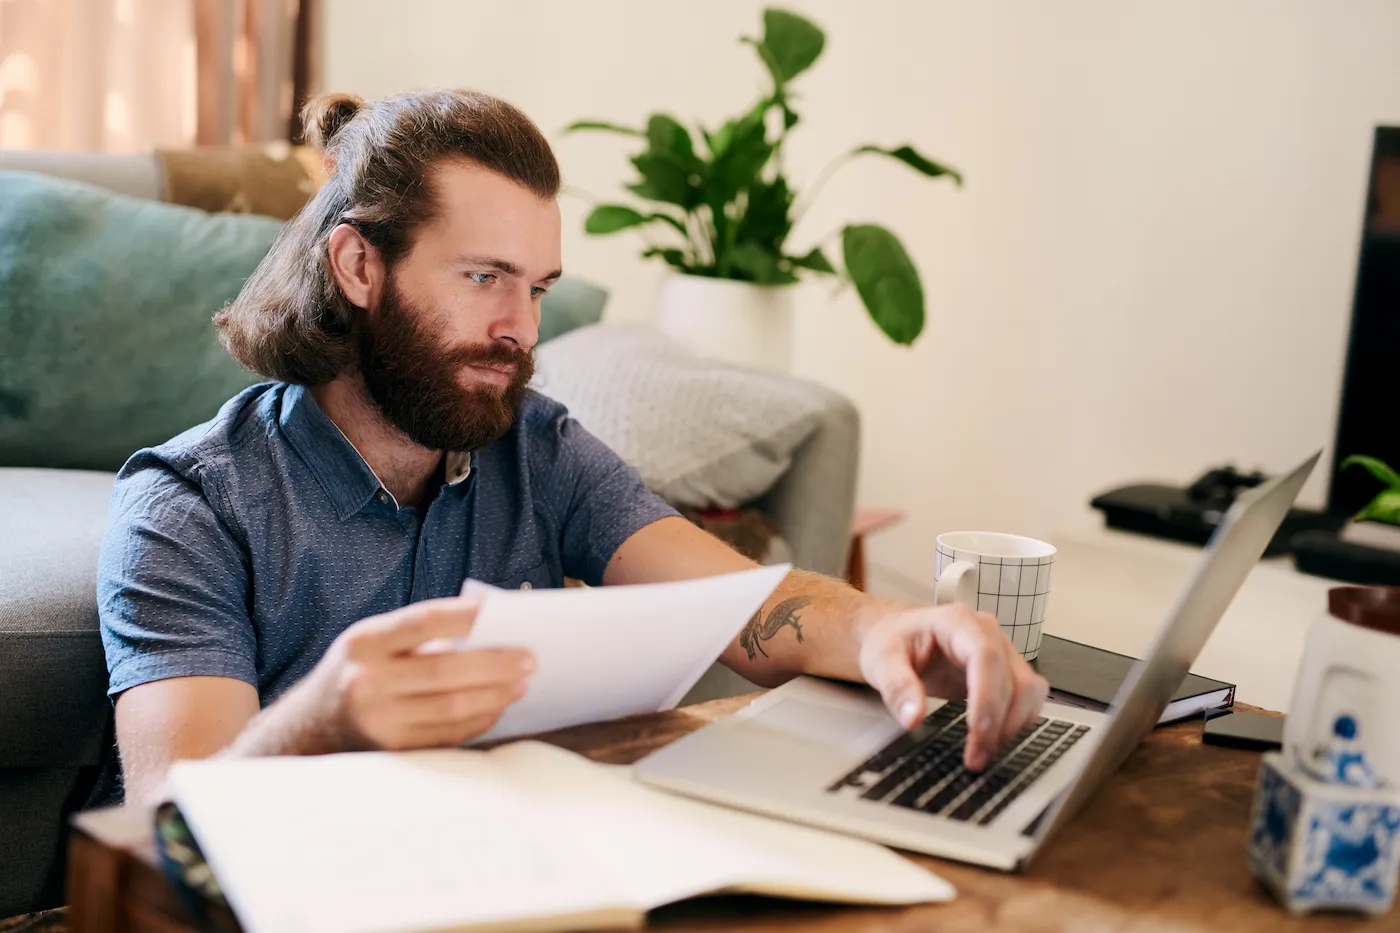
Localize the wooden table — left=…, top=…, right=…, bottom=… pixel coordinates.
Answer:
left=66, top=695, right=1383, bottom=933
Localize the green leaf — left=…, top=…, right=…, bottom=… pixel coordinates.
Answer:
left=842, top=224, right=925, bottom=345
left=646, top=114, right=702, bottom=171
left=705, top=111, right=773, bottom=205
left=782, top=102, right=800, bottom=130
left=741, top=36, right=787, bottom=90
left=646, top=212, right=690, bottom=237
left=583, top=205, right=688, bottom=237
left=701, top=121, right=733, bottom=159
left=643, top=247, right=690, bottom=271
left=736, top=176, right=791, bottom=248
left=791, top=246, right=836, bottom=274
left=583, top=205, right=647, bottom=234
left=1355, top=489, right=1400, bottom=525
left=563, top=120, right=644, bottom=137
left=629, top=153, right=701, bottom=208
left=626, top=115, right=706, bottom=209
left=728, top=241, right=796, bottom=284
left=854, top=144, right=964, bottom=186
left=761, top=8, right=825, bottom=82
left=1342, top=455, right=1400, bottom=489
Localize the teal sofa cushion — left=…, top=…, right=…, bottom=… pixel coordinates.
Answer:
left=0, top=171, right=275, bottom=470
left=538, top=276, right=608, bottom=343
left=0, top=170, right=608, bottom=471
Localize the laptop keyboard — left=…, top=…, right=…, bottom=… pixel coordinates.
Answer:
left=828, top=700, right=1090, bottom=826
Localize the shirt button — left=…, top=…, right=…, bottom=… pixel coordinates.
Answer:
left=520, top=581, right=532, bottom=591
left=377, top=491, right=391, bottom=505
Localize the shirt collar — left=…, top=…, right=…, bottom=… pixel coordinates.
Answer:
left=444, top=450, right=472, bottom=486
left=279, top=384, right=472, bottom=520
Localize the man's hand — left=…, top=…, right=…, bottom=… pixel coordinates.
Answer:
left=857, top=604, right=1049, bottom=771
left=303, top=597, right=536, bottom=750
left=114, top=597, right=534, bottom=805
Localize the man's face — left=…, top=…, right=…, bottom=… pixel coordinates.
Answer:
left=357, top=161, right=562, bottom=452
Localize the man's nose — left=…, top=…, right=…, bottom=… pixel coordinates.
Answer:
left=489, top=286, right=539, bottom=350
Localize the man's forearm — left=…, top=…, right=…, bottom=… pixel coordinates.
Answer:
left=114, top=672, right=347, bottom=808
left=217, top=668, right=352, bottom=761
left=721, top=570, right=906, bottom=686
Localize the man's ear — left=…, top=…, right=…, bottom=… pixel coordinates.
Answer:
left=326, top=223, right=385, bottom=311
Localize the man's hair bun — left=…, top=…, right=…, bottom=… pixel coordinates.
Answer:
left=302, top=92, right=365, bottom=149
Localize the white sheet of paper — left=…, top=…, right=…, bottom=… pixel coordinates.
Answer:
left=451, top=565, right=789, bottom=743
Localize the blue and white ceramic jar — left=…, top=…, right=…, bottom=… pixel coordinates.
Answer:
left=1249, top=586, right=1400, bottom=914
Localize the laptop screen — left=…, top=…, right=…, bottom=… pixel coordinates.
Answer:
left=1028, top=453, right=1317, bottom=852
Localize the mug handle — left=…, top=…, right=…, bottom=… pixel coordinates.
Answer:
left=934, top=560, right=979, bottom=609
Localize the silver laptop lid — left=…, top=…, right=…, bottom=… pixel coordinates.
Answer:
left=1030, top=451, right=1320, bottom=851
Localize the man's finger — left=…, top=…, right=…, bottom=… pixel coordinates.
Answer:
left=393, top=680, right=526, bottom=728
left=933, top=610, right=1013, bottom=770
left=385, top=647, right=535, bottom=695
left=344, top=598, right=480, bottom=660
left=1004, top=663, right=1050, bottom=742
left=861, top=633, right=928, bottom=729
left=407, top=707, right=511, bottom=748
left=998, top=640, right=1030, bottom=744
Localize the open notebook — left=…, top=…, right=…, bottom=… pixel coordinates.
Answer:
left=169, top=742, right=953, bottom=933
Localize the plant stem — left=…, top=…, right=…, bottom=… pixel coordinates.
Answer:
left=789, top=150, right=856, bottom=233
left=699, top=208, right=719, bottom=267
left=717, top=200, right=741, bottom=278
left=772, top=105, right=787, bottom=178
left=685, top=210, right=712, bottom=267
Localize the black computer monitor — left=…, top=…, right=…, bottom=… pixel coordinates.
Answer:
left=1328, top=126, right=1400, bottom=517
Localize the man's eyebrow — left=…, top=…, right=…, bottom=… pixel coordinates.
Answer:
left=456, top=255, right=563, bottom=281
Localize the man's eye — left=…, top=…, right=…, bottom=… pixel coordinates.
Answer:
left=468, top=272, right=496, bottom=285
left=530, top=286, right=547, bottom=298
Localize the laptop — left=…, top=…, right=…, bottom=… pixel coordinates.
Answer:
left=634, top=452, right=1320, bottom=871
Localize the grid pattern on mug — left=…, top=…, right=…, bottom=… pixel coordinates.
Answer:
left=935, top=546, right=1054, bottom=657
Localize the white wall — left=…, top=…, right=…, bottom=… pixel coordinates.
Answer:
left=324, top=0, right=1400, bottom=598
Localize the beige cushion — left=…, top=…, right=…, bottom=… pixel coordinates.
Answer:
left=534, top=325, right=831, bottom=510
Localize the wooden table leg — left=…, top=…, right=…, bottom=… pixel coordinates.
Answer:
left=847, top=534, right=867, bottom=591
left=68, top=834, right=121, bottom=933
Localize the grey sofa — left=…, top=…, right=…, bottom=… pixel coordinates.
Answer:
left=0, top=151, right=859, bottom=918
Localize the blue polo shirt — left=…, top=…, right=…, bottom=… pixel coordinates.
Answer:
left=96, top=382, right=678, bottom=707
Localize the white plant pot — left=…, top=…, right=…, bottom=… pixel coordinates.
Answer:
left=652, top=273, right=795, bottom=372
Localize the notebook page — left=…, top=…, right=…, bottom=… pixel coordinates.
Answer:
left=492, top=742, right=955, bottom=909
left=169, top=750, right=636, bottom=933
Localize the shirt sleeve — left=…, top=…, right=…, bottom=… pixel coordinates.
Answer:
left=98, top=452, right=257, bottom=698
left=537, top=411, right=680, bottom=587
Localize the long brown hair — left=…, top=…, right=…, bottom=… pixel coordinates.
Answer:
left=214, top=89, right=561, bottom=385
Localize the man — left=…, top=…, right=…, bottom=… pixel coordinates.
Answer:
left=98, top=89, right=1047, bottom=806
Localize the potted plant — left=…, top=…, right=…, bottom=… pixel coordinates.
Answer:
left=1342, top=456, right=1400, bottom=525
left=565, top=7, right=962, bottom=371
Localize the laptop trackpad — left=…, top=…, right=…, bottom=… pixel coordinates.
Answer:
left=742, top=697, right=895, bottom=754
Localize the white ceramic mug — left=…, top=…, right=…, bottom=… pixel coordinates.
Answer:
left=1285, top=587, right=1400, bottom=788
left=934, top=531, right=1057, bottom=661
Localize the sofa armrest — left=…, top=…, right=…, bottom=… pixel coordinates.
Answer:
left=753, top=384, right=859, bottom=578
left=0, top=469, right=115, bottom=768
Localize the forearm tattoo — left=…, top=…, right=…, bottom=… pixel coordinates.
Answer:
left=740, top=596, right=812, bottom=660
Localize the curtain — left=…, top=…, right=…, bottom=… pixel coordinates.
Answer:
left=0, top=0, right=314, bottom=153
left=194, top=0, right=317, bottom=147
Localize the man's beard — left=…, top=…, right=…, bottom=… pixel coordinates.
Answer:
left=356, top=278, right=534, bottom=452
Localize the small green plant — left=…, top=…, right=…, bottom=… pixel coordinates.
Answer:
left=564, top=7, right=962, bottom=346
left=1341, top=455, right=1400, bottom=524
